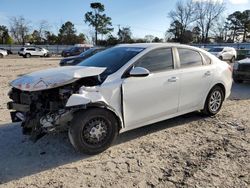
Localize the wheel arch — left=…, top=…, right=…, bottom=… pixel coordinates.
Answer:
left=202, top=83, right=226, bottom=109
left=72, top=102, right=123, bottom=132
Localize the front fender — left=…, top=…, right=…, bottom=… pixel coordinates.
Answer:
left=66, top=93, right=124, bottom=129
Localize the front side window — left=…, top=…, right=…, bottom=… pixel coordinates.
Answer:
left=178, top=48, right=202, bottom=68
left=135, top=48, right=173, bottom=72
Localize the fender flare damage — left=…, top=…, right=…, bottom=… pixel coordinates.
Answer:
left=66, top=93, right=124, bottom=130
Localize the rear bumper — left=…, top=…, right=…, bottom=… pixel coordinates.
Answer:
left=233, top=71, right=250, bottom=80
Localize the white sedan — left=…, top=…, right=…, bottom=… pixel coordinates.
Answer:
left=8, top=43, right=232, bottom=154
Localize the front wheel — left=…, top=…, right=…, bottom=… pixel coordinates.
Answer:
left=68, top=108, right=119, bottom=155
left=24, top=53, right=31, bottom=58
left=202, top=86, right=224, bottom=116
left=0, top=53, right=3, bottom=58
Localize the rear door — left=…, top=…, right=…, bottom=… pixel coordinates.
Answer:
left=27, top=48, right=36, bottom=55
left=122, top=48, right=180, bottom=128
left=177, top=48, right=213, bottom=112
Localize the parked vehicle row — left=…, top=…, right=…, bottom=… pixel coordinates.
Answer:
left=7, top=43, right=233, bottom=154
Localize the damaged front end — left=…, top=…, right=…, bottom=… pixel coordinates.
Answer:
left=7, top=66, right=106, bottom=141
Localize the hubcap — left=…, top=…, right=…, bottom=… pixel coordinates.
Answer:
left=82, top=117, right=108, bottom=145
left=209, top=90, right=222, bottom=112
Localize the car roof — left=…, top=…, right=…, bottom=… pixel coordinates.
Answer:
left=116, top=43, right=182, bottom=48
left=115, top=43, right=206, bottom=52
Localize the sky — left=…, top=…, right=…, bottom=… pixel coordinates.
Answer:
left=0, top=0, right=249, bottom=39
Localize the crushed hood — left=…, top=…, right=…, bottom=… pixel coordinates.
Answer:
left=10, top=66, right=106, bottom=91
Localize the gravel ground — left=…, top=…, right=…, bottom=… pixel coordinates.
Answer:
left=0, top=56, right=249, bottom=188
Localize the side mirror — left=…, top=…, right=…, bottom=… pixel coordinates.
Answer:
left=129, top=67, right=150, bottom=77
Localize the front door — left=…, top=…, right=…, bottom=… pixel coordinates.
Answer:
left=122, top=48, right=180, bottom=128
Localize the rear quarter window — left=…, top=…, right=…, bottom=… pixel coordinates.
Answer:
left=201, top=53, right=212, bottom=65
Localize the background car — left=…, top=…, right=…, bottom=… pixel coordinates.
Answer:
left=0, top=48, right=12, bottom=55
left=60, top=47, right=106, bottom=66
left=233, top=52, right=250, bottom=83
left=61, top=46, right=91, bottom=57
left=208, top=47, right=237, bottom=63
left=0, top=49, right=8, bottom=58
left=18, top=47, right=50, bottom=58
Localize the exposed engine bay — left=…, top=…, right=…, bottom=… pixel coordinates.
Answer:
left=8, top=76, right=102, bottom=141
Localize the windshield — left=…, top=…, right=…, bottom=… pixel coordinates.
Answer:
left=209, top=48, right=223, bottom=52
left=79, top=48, right=96, bottom=57
left=78, top=47, right=144, bottom=75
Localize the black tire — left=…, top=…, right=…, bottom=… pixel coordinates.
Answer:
left=68, top=108, right=119, bottom=155
left=219, top=56, right=223, bottom=60
left=0, top=53, right=3, bottom=58
left=202, top=86, right=225, bottom=116
left=231, top=56, right=235, bottom=63
left=233, top=79, right=243, bottom=83
left=24, top=53, right=31, bottom=58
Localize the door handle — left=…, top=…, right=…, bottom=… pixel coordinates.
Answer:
left=204, top=71, right=211, bottom=76
left=168, top=77, right=179, bottom=82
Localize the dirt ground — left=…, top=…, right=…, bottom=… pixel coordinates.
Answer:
left=0, top=56, right=249, bottom=188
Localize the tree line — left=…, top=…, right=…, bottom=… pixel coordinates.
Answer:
left=166, top=0, right=250, bottom=44
left=0, top=1, right=249, bottom=46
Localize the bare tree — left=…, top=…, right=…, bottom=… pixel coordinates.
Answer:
left=194, top=0, right=225, bottom=43
left=168, top=0, right=195, bottom=41
left=37, top=20, right=50, bottom=42
left=144, top=35, right=154, bottom=43
left=9, top=16, right=30, bottom=45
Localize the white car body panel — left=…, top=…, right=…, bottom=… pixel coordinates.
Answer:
left=178, top=65, right=214, bottom=112
left=122, top=70, right=180, bottom=128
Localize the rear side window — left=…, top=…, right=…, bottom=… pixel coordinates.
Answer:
left=178, top=48, right=202, bottom=68
left=26, top=48, right=35, bottom=51
left=135, top=48, right=173, bottom=72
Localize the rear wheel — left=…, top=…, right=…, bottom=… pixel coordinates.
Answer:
left=202, top=86, right=224, bottom=116
left=0, top=53, right=3, bottom=58
left=68, top=108, right=119, bottom=155
left=24, top=53, right=31, bottom=58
